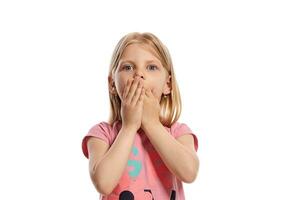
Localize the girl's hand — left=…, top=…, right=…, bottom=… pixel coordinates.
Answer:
left=141, top=88, right=161, bottom=130
left=120, top=76, right=145, bottom=132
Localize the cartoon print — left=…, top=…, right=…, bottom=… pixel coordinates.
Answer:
left=127, top=146, right=142, bottom=179
left=118, top=189, right=176, bottom=200
left=112, top=144, right=177, bottom=199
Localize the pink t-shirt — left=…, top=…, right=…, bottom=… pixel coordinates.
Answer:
left=82, top=120, right=198, bottom=200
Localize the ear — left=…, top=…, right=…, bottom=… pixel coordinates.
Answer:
left=163, top=74, right=172, bottom=95
left=108, top=76, right=116, bottom=95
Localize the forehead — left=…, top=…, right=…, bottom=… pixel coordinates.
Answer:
left=120, top=43, right=161, bottom=63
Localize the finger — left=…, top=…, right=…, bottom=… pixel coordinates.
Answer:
left=123, top=78, right=133, bottom=99
left=127, top=77, right=141, bottom=102
left=132, top=82, right=143, bottom=105
left=137, top=87, right=145, bottom=105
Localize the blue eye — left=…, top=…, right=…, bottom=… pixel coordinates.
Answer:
left=148, top=65, right=158, bottom=71
left=121, top=64, right=158, bottom=71
left=123, top=64, right=133, bottom=71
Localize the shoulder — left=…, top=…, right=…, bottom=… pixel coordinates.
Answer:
left=88, top=121, right=111, bottom=132
left=84, top=121, right=114, bottom=146
left=88, top=120, right=122, bottom=134
left=82, top=121, right=115, bottom=159
left=170, top=121, right=193, bottom=137
left=86, top=120, right=122, bottom=142
left=170, top=121, right=199, bottom=152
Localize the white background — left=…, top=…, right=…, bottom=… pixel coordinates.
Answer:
left=0, top=0, right=299, bottom=199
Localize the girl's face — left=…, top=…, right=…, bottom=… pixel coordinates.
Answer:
left=110, top=43, right=171, bottom=102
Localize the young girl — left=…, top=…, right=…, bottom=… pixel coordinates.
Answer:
left=81, top=32, right=199, bottom=200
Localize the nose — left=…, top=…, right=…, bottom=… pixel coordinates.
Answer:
left=134, top=73, right=145, bottom=80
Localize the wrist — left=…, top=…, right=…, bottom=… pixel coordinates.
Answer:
left=142, top=119, right=161, bottom=130
left=121, top=125, right=139, bottom=134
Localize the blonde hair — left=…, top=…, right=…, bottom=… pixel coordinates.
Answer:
left=107, top=32, right=182, bottom=127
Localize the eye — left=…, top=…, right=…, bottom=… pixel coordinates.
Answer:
left=122, top=64, right=133, bottom=71
left=147, top=65, right=158, bottom=71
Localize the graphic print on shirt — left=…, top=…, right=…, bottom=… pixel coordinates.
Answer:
left=117, top=145, right=154, bottom=199
left=115, top=144, right=177, bottom=199
left=127, top=146, right=142, bottom=179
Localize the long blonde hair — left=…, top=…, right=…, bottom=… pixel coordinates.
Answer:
left=107, top=32, right=182, bottom=128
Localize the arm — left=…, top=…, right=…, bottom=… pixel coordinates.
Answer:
left=88, top=127, right=136, bottom=195
left=142, top=122, right=199, bottom=183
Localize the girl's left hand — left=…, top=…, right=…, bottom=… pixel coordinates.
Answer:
left=141, top=88, right=161, bottom=129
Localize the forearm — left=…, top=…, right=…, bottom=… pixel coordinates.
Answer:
left=92, top=127, right=136, bottom=194
left=143, top=122, right=199, bottom=183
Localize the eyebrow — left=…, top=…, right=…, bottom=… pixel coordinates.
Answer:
left=119, top=59, right=161, bottom=64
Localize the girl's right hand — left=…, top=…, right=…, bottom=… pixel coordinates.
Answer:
left=120, top=76, right=145, bottom=132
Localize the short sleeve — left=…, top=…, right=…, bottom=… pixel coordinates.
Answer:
left=171, top=122, right=199, bottom=152
left=81, top=122, right=111, bottom=159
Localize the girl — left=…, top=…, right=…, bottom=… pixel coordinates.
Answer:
left=82, top=32, right=199, bottom=200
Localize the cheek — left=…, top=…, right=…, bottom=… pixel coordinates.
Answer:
left=115, top=76, right=134, bottom=96
left=147, top=85, right=164, bottom=100
left=153, top=88, right=164, bottom=99
left=114, top=77, right=127, bottom=95
left=116, top=81, right=126, bottom=96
